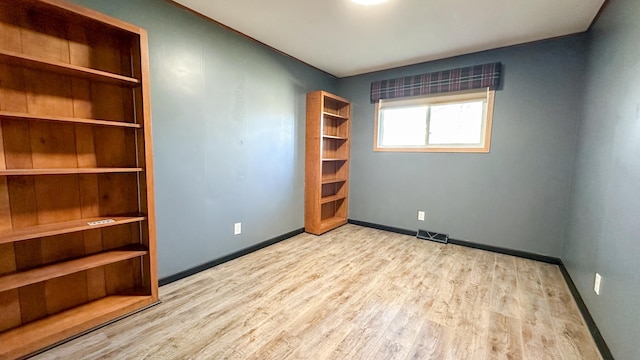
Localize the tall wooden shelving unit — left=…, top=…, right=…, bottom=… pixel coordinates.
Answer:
left=305, top=91, right=351, bottom=235
left=0, top=0, right=158, bottom=358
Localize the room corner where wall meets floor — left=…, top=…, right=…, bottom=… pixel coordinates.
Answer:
left=158, top=228, right=304, bottom=286
left=348, top=219, right=613, bottom=359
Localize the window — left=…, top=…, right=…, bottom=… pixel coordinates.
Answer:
left=374, top=89, right=495, bottom=152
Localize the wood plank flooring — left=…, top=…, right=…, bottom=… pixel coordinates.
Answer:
left=31, top=225, right=602, bottom=359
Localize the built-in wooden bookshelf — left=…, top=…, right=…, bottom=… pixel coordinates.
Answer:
left=0, top=0, right=158, bottom=358
left=305, top=91, right=351, bottom=235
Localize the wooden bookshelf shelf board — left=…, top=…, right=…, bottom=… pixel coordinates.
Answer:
left=0, top=168, right=143, bottom=176
left=0, top=216, right=146, bottom=244
left=321, top=178, right=348, bottom=185
left=320, top=195, right=347, bottom=204
left=0, top=248, right=148, bottom=293
left=320, top=217, right=348, bottom=232
left=0, top=111, right=141, bottom=128
left=0, top=295, right=157, bottom=360
left=321, top=158, right=348, bottom=162
left=322, top=111, right=349, bottom=120
left=0, top=50, right=140, bottom=87
left=322, top=135, right=348, bottom=140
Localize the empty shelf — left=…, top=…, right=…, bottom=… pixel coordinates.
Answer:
left=0, top=49, right=140, bottom=87
left=0, top=216, right=146, bottom=244
left=320, top=195, right=346, bottom=204
left=0, top=168, right=143, bottom=176
left=0, top=111, right=141, bottom=128
left=0, top=294, right=157, bottom=360
left=0, top=248, right=148, bottom=292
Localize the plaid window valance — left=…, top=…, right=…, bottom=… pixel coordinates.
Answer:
left=370, top=62, right=501, bottom=103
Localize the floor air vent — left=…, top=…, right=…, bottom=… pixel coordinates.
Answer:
left=417, top=229, right=449, bottom=244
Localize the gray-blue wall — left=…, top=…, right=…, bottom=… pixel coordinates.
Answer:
left=564, top=0, right=640, bottom=358
left=68, top=0, right=336, bottom=278
left=338, top=37, right=587, bottom=257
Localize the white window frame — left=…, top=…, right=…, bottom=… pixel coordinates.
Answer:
left=373, top=89, right=495, bottom=153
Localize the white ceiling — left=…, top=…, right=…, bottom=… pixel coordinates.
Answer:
left=173, top=0, right=605, bottom=78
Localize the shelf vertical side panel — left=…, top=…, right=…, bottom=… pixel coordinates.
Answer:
left=305, top=91, right=324, bottom=234
left=343, top=102, right=351, bottom=222
left=134, top=29, right=158, bottom=299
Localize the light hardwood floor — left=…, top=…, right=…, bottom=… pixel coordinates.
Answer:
left=32, top=225, right=602, bottom=359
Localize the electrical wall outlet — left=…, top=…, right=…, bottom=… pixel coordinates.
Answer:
left=418, top=211, right=425, bottom=221
left=234, top=222, right=242, bottom=235
left=594, top=273, right=602, bottom=295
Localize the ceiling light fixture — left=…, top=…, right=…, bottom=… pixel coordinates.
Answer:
left=352, top=0, right=388, bottom=5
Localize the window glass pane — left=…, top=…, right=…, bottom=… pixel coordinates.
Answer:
left=380, top=106, right=427, bottom=146
left=373, top=89, right=494, bottom=153
left=428, top=101, right=484, bottom=145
